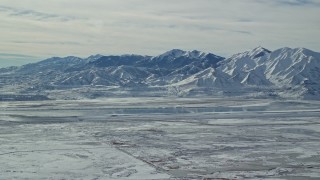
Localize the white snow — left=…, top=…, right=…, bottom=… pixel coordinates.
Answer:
left=0, top=47, right=320, bottom=100
left=1, top=97, right=320, bottom=179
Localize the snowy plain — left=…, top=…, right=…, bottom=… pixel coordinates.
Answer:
left=1, top=97, right=320, bottom=179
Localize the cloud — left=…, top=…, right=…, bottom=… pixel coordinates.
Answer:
left=0, top=53, right=36, bottom=58
left=277, top=0, right=319, bottom=6
left=231, top=30, right=253, bottom=35
left=11, top=41, right=81, bottom=45
left=0, top=5, right=79, bottom=22
left=0, top=0, right=319, bottom=67
left=257, top=0, right=320, bottom=6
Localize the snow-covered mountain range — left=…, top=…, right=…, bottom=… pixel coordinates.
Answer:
left=0, top=47, right=319, bottom=100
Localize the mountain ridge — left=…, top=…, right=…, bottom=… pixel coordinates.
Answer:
left=0, top=47, right=319, bottom=100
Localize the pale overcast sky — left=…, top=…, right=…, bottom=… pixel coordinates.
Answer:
left=0, top=0, right=320, bottom=67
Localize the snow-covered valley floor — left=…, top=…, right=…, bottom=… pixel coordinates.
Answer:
left=1, top=97, right=320, bottom=179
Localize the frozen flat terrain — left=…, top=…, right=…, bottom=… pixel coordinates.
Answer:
left=1, top=97, right=320, bottom=179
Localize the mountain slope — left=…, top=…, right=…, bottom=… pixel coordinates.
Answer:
left=182, top=47, right=320, bottom=99
left=0, top=47, right=319, bottom=100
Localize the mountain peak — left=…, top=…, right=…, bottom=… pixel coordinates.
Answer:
left=87, top=54, right=103, bottom=59
left=158, top=49, right=186, bottom=59
left=188, top=50, right=208, bottom=59
left=252, top=46, right=271, bottom=53
left=157, top=49, right=212, bottom=60
left=294, top=47, right=316, bottom=55
left=249, top=46, right=271, bottom=59
left=271, top=47, right=320, bottom=59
